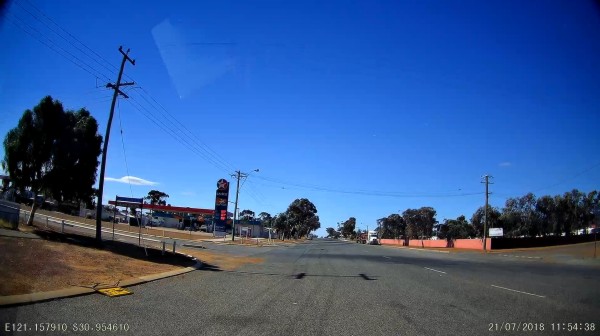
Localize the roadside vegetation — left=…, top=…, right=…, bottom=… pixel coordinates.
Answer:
left=249, top=198, right=321, bottom=240
left=3, top=97, right=595, bottom=244
left=2, top=96, right=102, bottom=225
left=326, top=190, right=599, bottom=240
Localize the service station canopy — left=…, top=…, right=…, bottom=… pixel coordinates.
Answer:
left=108, top=200, right=213, bottom=215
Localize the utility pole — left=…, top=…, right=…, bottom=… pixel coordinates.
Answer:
left=230, top=169, right=259, bottom=241
left=231, top=171, right=242, bottom=241
left=95, top=46, right=135, bottom=243
left=481, top=174, right=494, bottom=252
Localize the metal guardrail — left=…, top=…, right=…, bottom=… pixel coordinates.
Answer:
left=13, top=207, right=185, bottom=254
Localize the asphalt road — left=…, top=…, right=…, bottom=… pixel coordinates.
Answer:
left=1, top=239, right=599, bottom=335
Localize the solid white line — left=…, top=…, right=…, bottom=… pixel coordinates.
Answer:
left=424, top=267, right=446, bottom=274
left=491, top=285, right=545, bottom=298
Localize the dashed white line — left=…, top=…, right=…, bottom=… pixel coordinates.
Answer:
left=383, top=256, right=391, bottom=259
left=491, top=285, right=546, bottom=298
left=424, top=267, right=446, bottom=274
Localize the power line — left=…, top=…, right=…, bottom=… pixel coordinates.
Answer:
left=130, top=95, right=232, bottom=173
left=14, top=0, right=114, bottom=81
left=19, top=0, right=124, bottom=78
left=109, top=88, right=237, bottom=176
left=11, top=1, right=238, bottom=177
left=5, top=13, right=107, bottom=81
left=531, top=161, right=600, bottom=193
left=492, top=161, right=600, bottom=199
left=9, top=0, right=491, bottom=203
left=252, top=175, right=483, bottom=197
left=123, top=97, right=232, bottom=174
left=238, top=175, right=264, bottom=205
left=245, top=180, right=267, bottom=202
left=117, top=100, right=134, bottom=197
left=133, top=87, right=236, bottom=172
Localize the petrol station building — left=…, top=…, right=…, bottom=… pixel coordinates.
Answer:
left=108, top=200, right=217, bottom=229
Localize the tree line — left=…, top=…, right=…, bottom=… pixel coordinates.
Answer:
left=326, top=189, right=599, bottom=240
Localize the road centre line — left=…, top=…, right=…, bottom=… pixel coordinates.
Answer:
left=424, top=267, right=446, bottom=274
left=491, top=285, right=546, bottom=298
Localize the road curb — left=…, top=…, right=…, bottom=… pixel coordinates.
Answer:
left=0, top=252, right=202, bottom=307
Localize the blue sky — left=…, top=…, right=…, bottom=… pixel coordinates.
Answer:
left=1, top=0, right=600, bottom=236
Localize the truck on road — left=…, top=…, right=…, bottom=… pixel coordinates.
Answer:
left=356, top=232, right=367, bottom=244
left=367, top=230, right=379, bottom=245
left=356, top=231, right=379, bottom=245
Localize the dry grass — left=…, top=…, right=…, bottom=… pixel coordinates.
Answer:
left=0, top=230, right=194, bottom=296
left=0, top=218, right=268, bottom=296
left=0, top=219, right=14, bottom=230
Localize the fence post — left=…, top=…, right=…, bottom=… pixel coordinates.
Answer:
left=61, top=220, right=65, bottom=234
left=46, top=216, right=48, bottom=228
left=172, top=240, right=176, bottom=254
left=162, top=241, right=166, bottom=256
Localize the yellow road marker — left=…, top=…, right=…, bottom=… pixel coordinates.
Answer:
left=97, top=287, right=133, bottom=297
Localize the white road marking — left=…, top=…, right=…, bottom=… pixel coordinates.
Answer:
left=491, top=285, right=546, bottom=298
left=424, top=267, right=446, bottom=274
left=383, top=256, right=391, bottom=259
left=501, top=254, right=541, bottom=260
left=406, top=247, right=450, bottom=253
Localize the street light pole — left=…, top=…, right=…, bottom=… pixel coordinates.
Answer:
left=231, top=171, right=241, bottom=241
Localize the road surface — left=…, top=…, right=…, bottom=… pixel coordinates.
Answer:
left=1, top=239, right=599, bottom=335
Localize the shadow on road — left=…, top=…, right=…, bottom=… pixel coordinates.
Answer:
left=218, top=269, right=378, bottom=280
left=32, top=228, right=197, bottom=268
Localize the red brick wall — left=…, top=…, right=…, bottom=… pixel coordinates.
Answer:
left=408, top=239, right=448, bottom=248
left=380, top=238, right=492, bottom=250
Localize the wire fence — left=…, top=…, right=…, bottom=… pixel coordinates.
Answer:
left=13, top=208, right=190, bottom=255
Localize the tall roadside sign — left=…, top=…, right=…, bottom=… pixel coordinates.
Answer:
left=213, top=179, right=230, bottom=236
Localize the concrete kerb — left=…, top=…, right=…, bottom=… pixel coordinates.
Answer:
left=0, top=252, right=203, bottom=307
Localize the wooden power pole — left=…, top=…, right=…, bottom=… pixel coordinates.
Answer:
left=481, top=174, right=493, bottom=252
left=95, top=46, right=135, bottom=243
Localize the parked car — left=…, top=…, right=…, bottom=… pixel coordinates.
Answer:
left=199, top=224, right=208, bottom=232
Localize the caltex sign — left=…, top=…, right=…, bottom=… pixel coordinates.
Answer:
left=213, top=179, right=230, bottom=233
